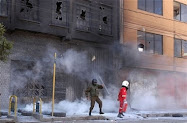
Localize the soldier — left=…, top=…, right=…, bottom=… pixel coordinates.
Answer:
left=85, top=79, right=104, bottom=116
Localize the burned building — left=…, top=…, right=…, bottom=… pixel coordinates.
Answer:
left=0, top=0, right=120, bottom=109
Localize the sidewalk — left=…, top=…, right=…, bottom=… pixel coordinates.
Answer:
left=1, top=110, right=187, bottom=123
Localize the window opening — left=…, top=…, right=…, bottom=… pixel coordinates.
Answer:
left=137, top=31, right=163, bottom=55
left=174, top=39, right=187, bottom=58
left=56, top=2, right=62, bottom=20
left=138, top=44, right=144, bottom=52
left=80, top=10, right=86, bottom=20
left=138, top=0, right=163, bottom=15
left=75, top=1, right=90, bottom=31
left=52, top=0, right=68, bottom=26
left=103, top=16, right=107, bottom=24
left=98, top=4, right=112, bottom=35
left=0, top=0, right=8, bottom=16
left=19, top=0, right=39, bottom=21
left=20, top=0, right=33, bottom=13
left=174, top=2, right=180, bottom=20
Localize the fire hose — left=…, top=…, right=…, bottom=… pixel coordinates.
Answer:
left=98, top=75, right=110, bottom=95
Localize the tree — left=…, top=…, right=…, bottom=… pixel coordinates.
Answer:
left=0, top=23, right=13, bottom=62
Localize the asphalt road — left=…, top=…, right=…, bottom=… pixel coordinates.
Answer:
left=41, top=119, right=187, bottom=123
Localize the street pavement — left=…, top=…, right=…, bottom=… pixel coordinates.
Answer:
left=2, top=111, right=187, bottom=123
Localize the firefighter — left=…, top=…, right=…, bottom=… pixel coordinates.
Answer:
left=117, top=80, right=129, bottom=118
left=85, top=79, right=104, bottom=116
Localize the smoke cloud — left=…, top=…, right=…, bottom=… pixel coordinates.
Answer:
left=23, top=85, right=120, bottom=115
left=57, top=49, right=91, bottom=80
left=14, top=40, right=185, bottom=113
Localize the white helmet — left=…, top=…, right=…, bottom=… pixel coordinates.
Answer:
left=122, top=80, right=129, bottom=87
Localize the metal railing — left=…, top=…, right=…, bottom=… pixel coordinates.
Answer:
left=8, top=95, right=17, bottom=117
left=33, top=97, right=42, bottom=115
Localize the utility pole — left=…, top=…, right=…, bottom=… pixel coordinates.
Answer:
left=52, top=53, right=56, bottom=117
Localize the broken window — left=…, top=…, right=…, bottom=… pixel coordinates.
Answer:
left=99, top=5, right=112, bottom=35
left=52, top=0, right=68, bottom=26
left=137, top=31, right=145, bottom=52
left=137, top=31, right=163, bottom=55
left=19, top=0, right=39, bottom=21
left=0, top=0, right=8, bottom=16
left=138, top=0, right=163, bottom=15
left=174, top=2, right=181, bottom=20
left=174, top=1, right=187, bottom=22
left=76, top=1, right=91, bottom=31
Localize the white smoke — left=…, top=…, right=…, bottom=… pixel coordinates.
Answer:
left=11, top=60, right=46, bottom=90
left=16, top=45, right=123, bottom=115
left=23, top=98, right=119, bottom=116
left=58, top=49, right=89, bottom=74
left=23, top=85, right=120, bottom=116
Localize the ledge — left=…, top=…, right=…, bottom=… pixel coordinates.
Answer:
left=19, top=19, right=40, bottom=24
left=49, top=24, right=68, bottom=29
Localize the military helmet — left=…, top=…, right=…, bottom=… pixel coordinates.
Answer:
left=92, top=79, right=97, bottom=84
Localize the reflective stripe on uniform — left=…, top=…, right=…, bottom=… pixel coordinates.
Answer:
left=122, top=95, right=126, bottom=97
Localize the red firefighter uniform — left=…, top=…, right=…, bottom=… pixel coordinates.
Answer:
left=118, top=87, right=127, bottom=113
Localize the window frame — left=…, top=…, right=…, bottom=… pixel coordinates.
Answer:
left=18, top=0, right=40, bottom=22
left=173, top=1, right=187, bottom=22
left=75, top=1, right=91, bottom=32
left=0, top=0, right=8, bottom=17
left=174, top=1, right=181, bottom=21
left=51, top=0, right=69, bottom=27
left=98, top=3, right=113, bottom=36
left=137, top=30, right=163, bottom=55
left=154, top=34, right=163, bottom=55
left=138, top=0, right=163, bottom=16
left=154, top=0, right=163, bottom=15
left=180, top=3, right=187, bottom=22
left=174, top=38, right=187, bottom=58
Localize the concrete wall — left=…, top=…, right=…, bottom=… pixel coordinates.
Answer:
left=0, top=0, right=120, bottom=43
left=0, top=30, right=115, bottom=109
left=0, top=0, right=120, bottom=109
left=0, top=61, right=11, bottom=110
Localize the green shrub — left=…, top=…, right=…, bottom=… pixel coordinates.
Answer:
left=0, top=23, right=13, bottom=62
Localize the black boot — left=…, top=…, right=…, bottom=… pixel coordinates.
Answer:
left=121, top=113, right=124, bottom=116
left=99, top=108, right=104, bottom=114
left=89, top=110, right=92, bottom=116
left=117, top=113, right=123, bottom=118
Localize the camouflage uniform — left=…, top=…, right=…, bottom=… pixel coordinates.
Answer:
left=85, top=83, right=104, bottom=116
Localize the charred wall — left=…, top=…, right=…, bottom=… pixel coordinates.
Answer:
left=0, top=0, right=120, bottom=108
left=2, top=30, right=115, bottom=106
left=0, top=0, right=120, bottom=43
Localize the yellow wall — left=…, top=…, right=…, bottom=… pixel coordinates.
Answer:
left=123, top=0, right=187, bottom=73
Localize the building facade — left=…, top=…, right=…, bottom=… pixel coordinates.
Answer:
left=0, top=0, right=120, bottom=109
left=121, top=0, right=187, bottom=110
